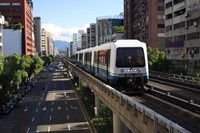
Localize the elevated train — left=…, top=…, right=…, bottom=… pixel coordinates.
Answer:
left=75, top=40, right=149, bottom=91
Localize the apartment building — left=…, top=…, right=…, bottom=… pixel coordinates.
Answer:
left=0, top=14, right=4, bottom=54
left=124, top=0, right=165, bottom=50
left=72, top=33, right=77, bottom=56
left=33, top=17, right=41, bottom=56
left=41, top=28, right=48, bottom=55
left=86, top=23, right=96, bottom=48
left=165, top=0, right=200, bottom=70
left=96, top=15, right=123, bottom=46
left=0, top=0, right=34, bottom=55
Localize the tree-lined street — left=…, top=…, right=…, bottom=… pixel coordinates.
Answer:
left=0, top=69, right=91, bottom=133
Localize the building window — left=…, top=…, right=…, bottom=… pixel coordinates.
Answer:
left=174, top=22, right=185, bottom=29
left=12, top=2, right=21, bottom=6
left=158, top=24, right=165, bottom=28
left=165, top=1, right=172, bottom=9
left=166, top=13, right=172, bottom=19
left=174, top=0, right=185, bottom=5
left=0, top=3, right=11, bottom=6
left=174, top=8, right=185, bottom=17
left=187, top=32, right=200, bottom=40
left=157, top=6, right=164, bottom=11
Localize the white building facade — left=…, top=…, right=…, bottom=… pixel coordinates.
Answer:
left=3, top=29, right=22, bottom=59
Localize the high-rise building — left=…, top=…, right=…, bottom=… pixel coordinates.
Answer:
left=41, top=28, right=48, bottom=55
left=96, top=15, right=123, bottom=46
left=72, top=33, right=77, bottom=56
left=165, top=0, right=200, bottom=71
left=34, top=17, right=41, bottom=56
left=124, top=0, right=165, bottom=50
left=0, top=14, right=5, bottom=54
left=86, top=23, right=96, bottom=48
left=77, top=30, right=84, bottom=50
left=0, top=0, right=34, bottom=55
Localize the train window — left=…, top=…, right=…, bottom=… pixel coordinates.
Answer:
left=116, top=48, right=145, bottom=67
left=98, top=50, right=107, bottom=66
left=79, top=53, right=83, bottom=61
left=94, top=51, right=97, bottom=63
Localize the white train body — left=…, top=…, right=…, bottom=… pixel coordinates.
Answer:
left=75, top=40, right=149, bottom=88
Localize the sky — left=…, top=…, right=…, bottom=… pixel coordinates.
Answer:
left=32, top=0, right=123, bottom=42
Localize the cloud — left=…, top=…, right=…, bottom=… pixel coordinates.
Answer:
left=42, top=23, right=90, bottom=42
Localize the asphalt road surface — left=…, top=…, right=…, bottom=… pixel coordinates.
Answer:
left=0, top=70, right=92, bottom=133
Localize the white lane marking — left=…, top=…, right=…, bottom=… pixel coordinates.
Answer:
left=68, top=125, right=71, bottom=131
left=43, top=93, right=45, bottom=96
left=43, top=106, right=47, bottom=111
left=51, top=108, right=53, bottom=112
left=49, top=116, right=52, bottom=121
left=65, top=101, right=67, bottom=104
left=52, top=101, right=54, bottom=105
left=26, top=127, right=30, bottom=133
left=35, top=108, right=38, bottom=113
left=32, top=117, right=35, bottom=122
left=67, top=115, right=69, bottom=120
left=66, top=107, right=68, bottom=111
left=38, top=102, right=41, bottom=106
left=40, top=97, right=43, bottom=100
left=48, top=126, right=51, bottom=132
left=58, top=106, right=61, bottom=110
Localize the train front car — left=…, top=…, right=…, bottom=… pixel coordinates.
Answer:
left=110, top=40, right=149, bottom=91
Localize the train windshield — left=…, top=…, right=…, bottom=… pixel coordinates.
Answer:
left=116, top=47, right=145, bottom=67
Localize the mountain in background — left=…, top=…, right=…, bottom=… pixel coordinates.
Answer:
left=54, top=40, right=69, bottom=52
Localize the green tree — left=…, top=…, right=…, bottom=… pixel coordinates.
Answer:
left=112, top=26, right=124, bottom=34
left=32, top=56, right=44, bottom=75
left=147, top=47, right=165, bottom=67
left=192, top=61, right=200, bottom=77
left=41, top=55, right=53, bottom=66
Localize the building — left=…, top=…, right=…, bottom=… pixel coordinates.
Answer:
left=33, top=17, right=41, bottom=56
left=86, top=23, right=96, bottom=48
left=165, top=0, right=200, bottom=71
left=72, top=33, right=77, bottom=56
left=41, top=28, right=48, bottom=55
left=124, top=0, right=165, bottom=50
left=96, top=15, right=123, bottom=46
left=3, top=29, right=22, bottom=59
left=0, top=14, right=5, bottom=54
left=77, top=30, right=87, bottom=50
left=0, top=0, right=34, bottom=55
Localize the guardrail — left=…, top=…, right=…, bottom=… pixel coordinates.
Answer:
left=150, top=71, right=200, bottom=88
left=67, top=60, right=191, bottom=133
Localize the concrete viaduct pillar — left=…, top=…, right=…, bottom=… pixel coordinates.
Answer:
left=113, top=113, right=130, bottom=133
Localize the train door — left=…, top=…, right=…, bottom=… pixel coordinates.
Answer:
left=106, top=49, right=110, bottom=80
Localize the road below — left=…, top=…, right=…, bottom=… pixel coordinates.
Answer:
left=0, top=70, right=92, bottom=133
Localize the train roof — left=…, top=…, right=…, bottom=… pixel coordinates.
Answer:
left=76, top=39, right=146, bottom=54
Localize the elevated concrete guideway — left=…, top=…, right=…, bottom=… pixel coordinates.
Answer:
left=67, top=61, right=190, bottom=133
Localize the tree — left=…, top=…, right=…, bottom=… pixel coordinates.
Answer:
left=112, top=26, right=124, bottom=34
left=41, top=55, right=53, bottom=66
left=147, top=47, right=165, bottom=67
left=32, top=56, right=44, bottom=75
left=192, top=61, right=200, bottom=77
